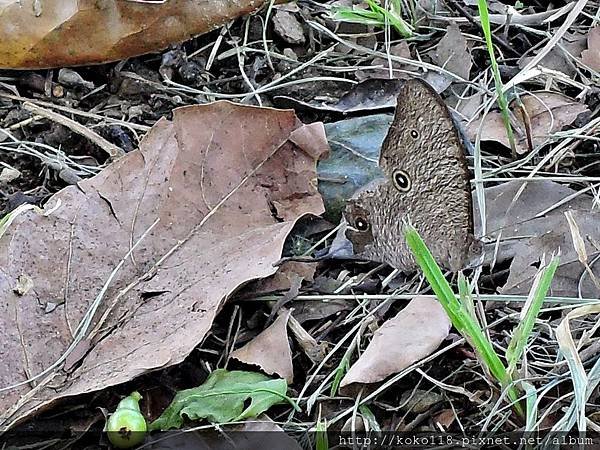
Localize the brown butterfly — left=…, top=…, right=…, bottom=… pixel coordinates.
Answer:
left=343, top=78, right=480, bottom=272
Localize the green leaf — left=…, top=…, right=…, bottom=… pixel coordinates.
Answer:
left=149, top=369, right=292, bottom=430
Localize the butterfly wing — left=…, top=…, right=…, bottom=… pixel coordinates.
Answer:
left=345, top=79, right=476, bottom=271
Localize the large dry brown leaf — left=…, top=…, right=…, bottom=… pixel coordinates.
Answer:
left=0, top=102, right=328, bottom=428
left=340, top=296, right=450, bottom=387
left=0, top=0, right=274, bottom=69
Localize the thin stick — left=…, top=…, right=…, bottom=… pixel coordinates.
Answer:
left=23, top=102, right=124, bottom=159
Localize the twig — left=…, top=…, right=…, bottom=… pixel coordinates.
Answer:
left=22, top=102, right=125, bottom=159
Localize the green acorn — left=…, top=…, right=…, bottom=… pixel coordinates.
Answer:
left=106, top=391, right=147, bottom=448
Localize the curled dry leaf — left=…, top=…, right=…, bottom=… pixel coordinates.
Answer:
left=0, top=102, right=328, bottom=428
left=231, top=310, right=294, bottom=383
left=467, top=92, right=589, bottom=154
left=0, top=0, right=275, bottom=69
left=340, top=296, right=450, bottom=387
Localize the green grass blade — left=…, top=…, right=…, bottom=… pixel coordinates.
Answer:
left=365, top=0, right=413, bottom=37
left=506, top=255, right=560, bottom=376
left=331, top=7, right=383, bottom=21
left=404, top=225, right=523, bottom=416
left=359, top=405, right=381, bottom=432
left=315, top=413, right=329, bottom=450
left=477, top=0, right=517, bottom=157
left=330, top=345, right=351, bottom=396
left=521, top=381, right=538, bottom=431
left=331, top=0, right=412, bottom=37
left=458, top=272, right=478, bottom=324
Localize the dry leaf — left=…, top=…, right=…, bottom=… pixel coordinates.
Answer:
left=434, top=409, right=457, bottom=430
left=398, top=389, right=444, bottom=413
left=467, top=111, right=513, bottom=148
left=369, top=42, right=413, bottom=79
left=474, top=180, right=600, bottom=296
left=468, top=92, right=589, bottom=154
left=0, top=0, right=274, bottom=69
left=0, top=102, right=328, bottom=429
left=249, top=261, right=315, bottom=295
left=519, top=31, right=587, bottom=77
left=432, top=23, right=472, bottom=81
left=515, top=92, right=589, bottom=148
left=231, top=310, right=294, bottom=383
left=340, top=296, right=450, bottom=387
left=425, top=22, right=471, bottom=93
left=455, top=91, right=483, bottom=120
left=581, top=26, right=600, bottom=71
left=275, top=79, right=405, bottom=114
left=499, top=210, right=600, bottom=297
left=272, top=10, right=305, bottom=45
left=290, top=297, right=350, bottom=323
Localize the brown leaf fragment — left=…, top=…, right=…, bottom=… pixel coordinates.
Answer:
left=0, top=102, right=327, bottom=429
left=515, top=92, right=589, bottom=149
left=340, top=296, right=450, bottom=387
left=368, top=42, right=413, bottom=79
left=287, top=313, right=327, bottom=364
left=272, top=10, right=306, bottom=45
left=500, top=211, right=600, bottom=297
left=291, top=297, right=350, bottom=323
left=249, top=261, right=316, bottom=295
left=432, top=23, right=472, bottom=81
left=434, top=409, right=456, bottom=430
left=0, top=0, right=278, bottom=69
left=231, top=310, right=294, bottom=383
left=581, top=26, right=600, bottom=71
left=399, top=389, right=445, bottom=414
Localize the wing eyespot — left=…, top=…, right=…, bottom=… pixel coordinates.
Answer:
left=393, top=169, right=411, bottom=192
left=410, top=129, right=419, bottom=139
left=354, top=217, right=370, bottom=232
